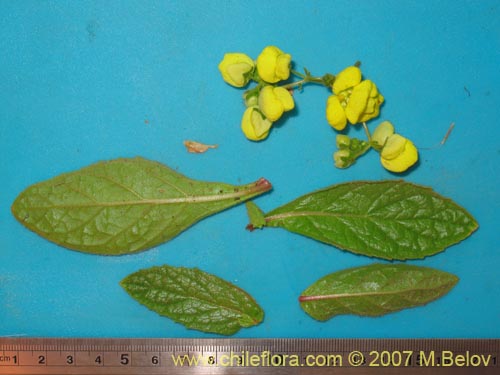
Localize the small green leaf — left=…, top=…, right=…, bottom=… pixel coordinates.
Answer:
left=120, top=265, right=264, bottom=335
left=300, top=263, right=458, bottom=320
left=245, top=201, right=266, bottom=230
left=252, top=180, right=478, bottom=260
left=11, top=157, right=272, bottom=255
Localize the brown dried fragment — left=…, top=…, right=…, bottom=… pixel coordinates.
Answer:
left=183, top=140, right=218, bottom=154
left=440, top=122, right=455, bottom=145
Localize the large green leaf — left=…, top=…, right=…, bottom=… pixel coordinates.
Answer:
left=12, top=157, right=272, bottom=255
left=247, top=180, right=478, bottom=260
left=300, top=263, right=458, bottom=320
left=120, top=265, right=264, bottom=335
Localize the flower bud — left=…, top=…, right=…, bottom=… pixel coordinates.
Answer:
left=258, top=85, right=294, bottom=122
left=336, top=134, right=351, bottom=149
left=333, top=149, right=351, bottom=168
left=380, top=134, right=418, bottom=172
left=241, top=106, right=273, bottom=141
left=218, top=53, right=255, bottom=87
left=256, top=46, right=291, bottom=83
left=372, top=121, right=395, bottom=148
left=244, top=92, right=258, bottom=107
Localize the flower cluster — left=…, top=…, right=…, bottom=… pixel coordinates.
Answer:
left=333, top=121, right=418, bottom=173
left=218, top=46, right=295, bottom=141
left=327, top=67, right=417, bottom=173
left=218, top=45, right=419, bottom=173
left=326, top=66, right=384, bottom=131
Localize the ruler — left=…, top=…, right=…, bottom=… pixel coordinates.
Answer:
left=0, top=338, right=498, bottom=374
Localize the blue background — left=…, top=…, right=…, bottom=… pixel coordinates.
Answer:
left=1, top=0, right=499, bottom=338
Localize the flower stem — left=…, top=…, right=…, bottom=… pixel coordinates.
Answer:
left=362, top=122, right=372, bottom=143
left=291, top=69, right=306, bottom=79
left=280, top=73, right=325, bottom=90
left=280, top=79, right=307, bottom=90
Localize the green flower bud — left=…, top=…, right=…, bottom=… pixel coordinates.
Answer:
left=336, top=134, right=351, bottom=149
left=333, top=149, right=351, bottom=168
left=244, top=92, right=259, bottom=107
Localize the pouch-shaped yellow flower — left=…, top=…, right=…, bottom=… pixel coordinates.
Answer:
left=256, top=46, right=291, bottom=83
left=372, top=121, right=395, bottom=148
left=345, top=80, right=384, bottom=124
left=380, top=134, right=418, bottom=172
left=258, top=86, right=294, bottom=122
left=218, top=53, right=255, bottom=87
left=326, top=95, right=348, bottom=130
left=241, top=106, right=273, bottom=141
left=332, top=66, right=362, bottom=95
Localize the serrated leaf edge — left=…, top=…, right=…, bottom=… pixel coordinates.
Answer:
left=263, top=180, right=479, bottom=260
left=120, top=266, right=264, bottom=335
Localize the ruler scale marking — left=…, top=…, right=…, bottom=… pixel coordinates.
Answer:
left=0, top=338, right=498, bottom=374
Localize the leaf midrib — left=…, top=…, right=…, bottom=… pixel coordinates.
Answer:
left=178, top=271, right=259, bottom=325
left=143, top=280, right=258, bottom=325
left=299, top=283, right=452, bottom=302
left=266, top=210, right=442, bottom=222
left=170, top=293, right=258, bottom=325
left=23, top=186, right=265, bottom=210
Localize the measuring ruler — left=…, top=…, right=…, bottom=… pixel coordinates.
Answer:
left=0, top=338, right=498, bottom=374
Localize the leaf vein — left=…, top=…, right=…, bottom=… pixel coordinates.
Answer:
left=145, top=166, right=189, bottom=198
left=91, top=173, right=145, bottom=199
left=100, top=205, right=156, bottom=248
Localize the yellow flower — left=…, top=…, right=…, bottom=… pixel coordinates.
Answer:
left=325, top=66, right=384, bottom=129
left=218, top=53, right=255, bottom=87
left=332, top=66, right=362, bottom=95
left=326, top=95, right=347, bottom=130
left=371, top=121, right=395, bottom=149
left=258, top=86, right=294, bottom=122
left=344, top=80, right=384, bottom=124
left=241, top=106, right=273, bottom=141
left=256, top=46, right=291, bottom=83
left=380, top=134, right=418, bottom=172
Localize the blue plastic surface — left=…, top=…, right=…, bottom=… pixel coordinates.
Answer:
left=1, top=0, right=499, bottom=338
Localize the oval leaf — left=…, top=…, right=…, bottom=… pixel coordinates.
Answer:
left=12, top=157, right=272, bottom=255
left=253, top=180, right=478, bottom=260
left=120, top=265, right=264, bottom=335
left=300, top=263, right=458, bottom=320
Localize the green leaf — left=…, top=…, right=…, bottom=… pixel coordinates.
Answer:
left=300, top=263, right=458, bottom=320
left=11, top=157, right=272, bottom=255
left=253, top=180, right=477, bottom=260
left=120, top=265, right=264, bottom=335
